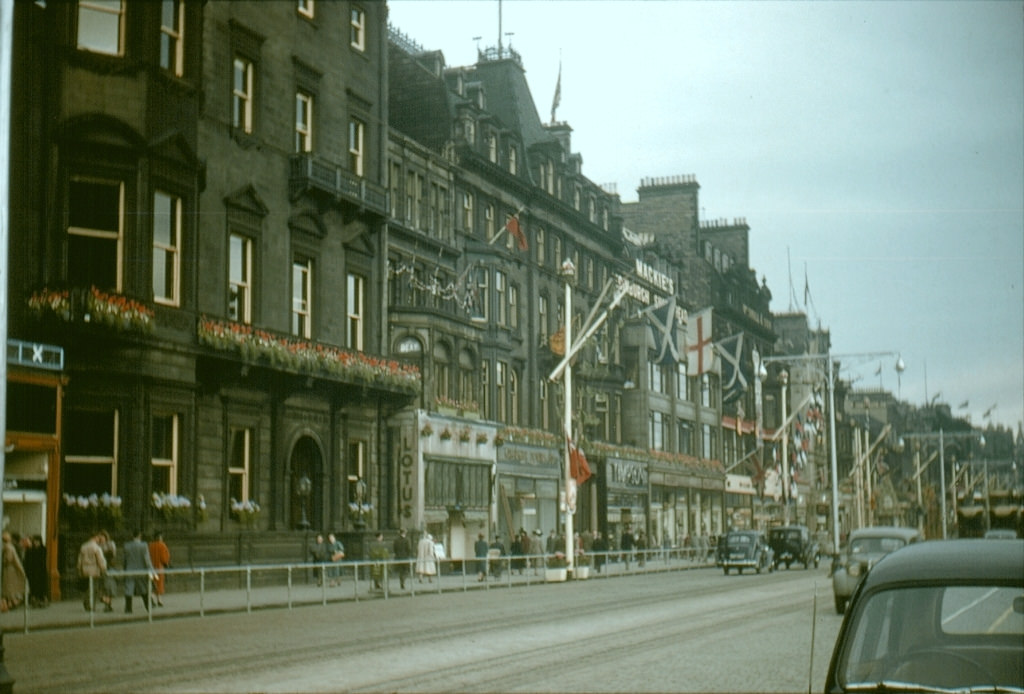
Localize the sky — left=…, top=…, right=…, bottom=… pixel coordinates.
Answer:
left=388, top=1, right=1024, bottom=434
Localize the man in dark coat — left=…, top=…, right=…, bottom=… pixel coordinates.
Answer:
left=474, top=533, right=489, bottom=582
left=620, top=524, right=635, bottom=570
left=392, top=528, right=412, bottom=589
left=123, top=528, right=155, bottom=613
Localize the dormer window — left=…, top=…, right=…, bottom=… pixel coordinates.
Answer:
left=508, top=146, right=517, bottom=175
left=488, top=133, right=498, bottom=163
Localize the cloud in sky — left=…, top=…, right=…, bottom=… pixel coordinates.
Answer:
left=389, top=1, right=1024, bottom=432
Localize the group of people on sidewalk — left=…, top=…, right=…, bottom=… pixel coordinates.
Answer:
left=372, top=529, right=440, bottom=590
left=76, top=528, right=171, bottom=613
left=310, top=528, right=442, bottom=592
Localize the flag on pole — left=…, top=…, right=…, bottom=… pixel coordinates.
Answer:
left=506, top=212, right=528, bottom=251
left=550, top=61, right=561, bottom=123
left=686, top=307, right=713, bottom=376
left=568, top=435, right=592, bottom=485
left=641, top=296, right=679, bottom=365
left=716, top=333, right=750, bottom=404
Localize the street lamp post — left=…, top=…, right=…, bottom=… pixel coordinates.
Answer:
left=780, top=370, right=790, bottom=525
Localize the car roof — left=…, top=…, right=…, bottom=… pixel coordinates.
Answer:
left=861, top=539, right=1024, bottom=589
left=846, top=526, right=921, bottom=541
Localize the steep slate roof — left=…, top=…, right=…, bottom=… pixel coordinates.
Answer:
left=466, top=54, right=558, bottom=152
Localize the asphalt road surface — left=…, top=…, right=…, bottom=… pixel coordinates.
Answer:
left=7, top=567, right=841, bottom=693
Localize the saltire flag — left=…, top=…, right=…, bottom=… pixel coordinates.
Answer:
left=686, top=307, right=713, bottom=376
left=507, top=213, right=528, bottom=251
left=567, top=435, right=592, bottom=485
left=716, top=332, right=751, bottom=404
left=641, top=295, right=679, bottom=365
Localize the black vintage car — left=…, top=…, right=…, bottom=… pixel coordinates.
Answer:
left=718, top=530, right=774, bottom=575
left=767, top=525, right=820, bottom=570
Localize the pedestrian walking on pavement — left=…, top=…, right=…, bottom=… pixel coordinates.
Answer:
left=368, top=532, right=390, bottom=591
left=1, top=531, right=27, bottom=612
left=488, top=535, right=506, bottom=579
left=123, top=528, right=155, bottom=614
left=545, top=529, right=558, bottom=555
left=148, top=531, right=171, bottom=606
left=98, top=530, right=118, bottom=609
left=77, top=532, right=111, bottom=612
left=415, top=532, right=437, bottom=582
left=392, top=528, right=412, bottom=589
left=25, top=534, right=49, bottom=608
left=474, top=533, right=489, bottom=581
left=327, top=533, right=345, bottom=586
left=620, top=524, right=635, bottom=570
left=530, top=529, right=545, bottom=575
left=309, top=533, right=328, bottom=586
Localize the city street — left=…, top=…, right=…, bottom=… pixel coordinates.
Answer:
left=5, top=566, right=842, bottom=693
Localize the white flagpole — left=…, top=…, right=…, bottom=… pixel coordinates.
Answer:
left=560, top=260, right=575, bottom=574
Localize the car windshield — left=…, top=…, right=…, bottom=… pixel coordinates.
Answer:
left=838, top=585, right=1024, bottom=691
left=849, top=536, right=905, bottom=555
left=727, top=535, right=753, bottom=547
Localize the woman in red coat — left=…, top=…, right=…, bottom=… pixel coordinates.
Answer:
left=148, top=531, right=171, bottom=606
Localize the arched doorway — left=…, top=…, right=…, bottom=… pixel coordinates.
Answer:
left=289, top=436, right=323, bottom=530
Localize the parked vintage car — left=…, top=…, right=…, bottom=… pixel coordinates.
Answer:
left=824, top=539, right=1024, bottom=693
left=832, top=526, right=923, bottom=613
left=718, top=530, right=774, bottom=575
left=768, top=525, right=821, bottom=570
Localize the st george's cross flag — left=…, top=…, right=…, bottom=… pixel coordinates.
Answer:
left=686, top=307, right=713, bottom=376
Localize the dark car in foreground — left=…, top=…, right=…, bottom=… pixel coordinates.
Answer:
left=718, top=530, right=774, bottom=575
left=825, top=539, right=1024, bottom=693
left=832, top=526, right=923, bottom=613
left=768, top=525, right=821, bottom=570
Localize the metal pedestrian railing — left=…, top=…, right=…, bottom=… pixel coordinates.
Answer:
left=2, top=548, right=717, bottom=632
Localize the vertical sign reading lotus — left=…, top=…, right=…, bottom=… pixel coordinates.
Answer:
left=396, top=415, right=420, bottom=526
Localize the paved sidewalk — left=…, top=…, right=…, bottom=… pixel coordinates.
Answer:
left=0, top=552, right=713, bottom=633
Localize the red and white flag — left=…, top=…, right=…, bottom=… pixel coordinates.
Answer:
left=686, top=307, right=713, bottom=376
